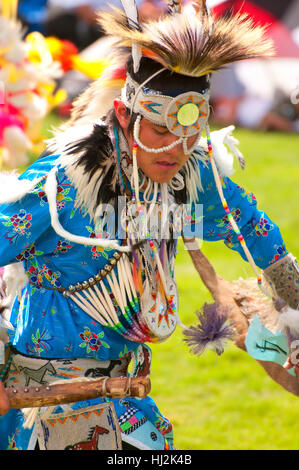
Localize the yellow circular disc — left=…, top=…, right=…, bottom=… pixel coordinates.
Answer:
left=177, top=103, right=199, bottom=126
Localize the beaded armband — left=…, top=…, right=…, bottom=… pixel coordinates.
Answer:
left=263, top=253, right=299, bottom=310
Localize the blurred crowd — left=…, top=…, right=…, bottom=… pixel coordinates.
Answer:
left=209, top=0, right=299, bottom=133
left=16, top=0, right=299, bottom=133
left=17, top=0, right=166, bottom=49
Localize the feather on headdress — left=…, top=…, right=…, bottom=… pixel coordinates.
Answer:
left=98, top=7, right=274, bottom=78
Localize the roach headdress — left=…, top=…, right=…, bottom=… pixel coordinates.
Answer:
left=98, top=0, right=274, bottom=156
left=99, top=2, right=273, bottom=78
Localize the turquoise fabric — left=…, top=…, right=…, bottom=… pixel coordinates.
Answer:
left=245, top=315, right=295, bottom=376
left=0, top=152, right=288, bottom=449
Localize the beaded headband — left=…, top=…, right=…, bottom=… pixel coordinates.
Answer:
left=121, top=70, right=210, bottom=155
left=122, top=72, right=210, bottom=137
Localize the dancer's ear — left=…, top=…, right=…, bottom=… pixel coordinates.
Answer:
left=113, top=100, right=130, bottom=131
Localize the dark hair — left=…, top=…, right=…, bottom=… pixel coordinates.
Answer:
left=106, top=106, right=137, bottom=136
left=126, top=56, right=210, bottom=95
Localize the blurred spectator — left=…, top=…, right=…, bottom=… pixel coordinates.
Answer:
left=18, top=0, right=48, bottom=33
left=210, top=66, right=299, bottom=133
left=208, top=0, right=299, bottom=132
left=43, top=1, right=165, bottom=116
left=45, top=1, right=164, bottom=51
left=17, top=1, right=165, bottom=50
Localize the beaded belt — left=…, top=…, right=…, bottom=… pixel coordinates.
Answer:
left=28, top=251, right=123, bottom=296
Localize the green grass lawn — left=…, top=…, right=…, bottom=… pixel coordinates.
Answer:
left=150, top=128, right=299, bottom=450
left=24, top=117, right=299, bottom=449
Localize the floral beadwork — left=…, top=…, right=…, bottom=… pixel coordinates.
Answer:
left=254, top=214, right=274, bottom=237
left=86, top=226, right=113, bottom=259
left=215, top=208, right=242, bottom=229
left=32, top=181, right=48, bottom=206
left=42, top=265, right=61, bottom=288
left=64, top=343, right=74, bottom=354
left=27, top=262, right=43, bottom=288
left=2, top=209, right=32, bottom=244
left=26, top=259, right=62, bottom=290
left=7, top=434, right=19, bottom=450
left=53, top=239, right=73, bottom=255
left=27, top=328, right=54, bottom=356
left=15, top=243, right=43, bottom=262
left=10, top=210, right=32, bottom=230
left=56, top=183, right=72, bottom=210
left=79, top=327, right=110, bottom=354
left=269, top=243, right=287, bottom=264
left=33, top=174, right=73, bottom=210
left=237, top=185, right=257, bottom=205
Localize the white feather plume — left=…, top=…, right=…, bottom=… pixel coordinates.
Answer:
left=278, top=307, right=299, bottom=339
left=120, top=0, right=142, bottom=73
left=0, top=263, right=27, bottom=361
left=0, top=171, right=45, bottom=204
left=2, top=262, right=28, bottom=305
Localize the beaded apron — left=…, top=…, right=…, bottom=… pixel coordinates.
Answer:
left=3, top=344, right=153, bottom=450
left=4, top=352, right=129, bottom=450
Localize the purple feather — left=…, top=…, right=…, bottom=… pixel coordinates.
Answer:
left=159, top=240, right=166, bottom=267
left=131, top=248, right=140, bottom=269
left=183, top=302, right=235, bottom=356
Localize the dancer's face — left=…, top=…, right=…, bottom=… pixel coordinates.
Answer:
left=114, top=100, right=198, bottom=183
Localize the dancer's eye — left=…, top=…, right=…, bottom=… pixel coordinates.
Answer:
left=154, top=127, right=169, bottom=136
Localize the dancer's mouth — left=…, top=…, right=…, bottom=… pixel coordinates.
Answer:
left=155, top=161, right=178, bottom=169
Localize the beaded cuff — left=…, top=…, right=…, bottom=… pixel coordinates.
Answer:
left=263, top=253, right=299, bottom=310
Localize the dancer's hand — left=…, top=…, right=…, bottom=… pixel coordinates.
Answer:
left=283, top=343, right=299, bottom=377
